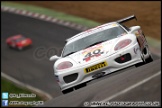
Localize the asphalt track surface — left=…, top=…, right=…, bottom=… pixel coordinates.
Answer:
left=1, top=12, right=79, bottom=97
left=1, top=12, right=161, bottom=106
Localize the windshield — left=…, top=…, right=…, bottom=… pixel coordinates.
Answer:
left=13, top=37, right=26, bottom=42
left=62, top=26, right=126, bottom=57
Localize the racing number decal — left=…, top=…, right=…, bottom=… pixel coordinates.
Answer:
left=83, top=49, right=104, bottom=62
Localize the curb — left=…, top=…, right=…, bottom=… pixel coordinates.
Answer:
left=1, top=6, right=89, bottom=31
left=1, top=72, right=53, bottom=101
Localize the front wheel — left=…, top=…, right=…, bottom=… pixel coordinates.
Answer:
left=135, top=46, right=153, bottom=67
left=7, top=44, right=12, bottom=49
left=18, top=46, right=23, bottom=51
left=145, top=45, right=154, bottom=63
left=145, top=55, right=153, bottom=63
left=135, top=49, right=146, bottom=67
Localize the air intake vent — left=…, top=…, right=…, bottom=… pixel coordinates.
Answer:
left=63, top=73, right=78, bottom=83
left=115, top=53, right=131, bottom=63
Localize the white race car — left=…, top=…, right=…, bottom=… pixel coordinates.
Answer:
left=50, top=15, right=153, bottom=94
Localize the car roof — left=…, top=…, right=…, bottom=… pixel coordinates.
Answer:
left=66, top=22, right=119, bottom=44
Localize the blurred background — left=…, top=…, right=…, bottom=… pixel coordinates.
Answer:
left=15, top=1, right=161, bottom=40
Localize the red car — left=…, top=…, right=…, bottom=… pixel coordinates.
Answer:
left=6, top=34, right=32, bottom=50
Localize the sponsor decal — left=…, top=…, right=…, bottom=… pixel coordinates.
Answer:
left=84, top=61, right=108, bottom=73
left=112, top=23, right=118, bottom=27
left=82, top=44, right=104, bottom=62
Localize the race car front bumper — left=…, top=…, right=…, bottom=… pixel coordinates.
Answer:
left=55, top=42, right=142, bottom=91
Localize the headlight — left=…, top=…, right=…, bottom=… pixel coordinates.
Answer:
left=56, top=61, right=73, bottom=70
left=114, top=39, right=132, bottom=51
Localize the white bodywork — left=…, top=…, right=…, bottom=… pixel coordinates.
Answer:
left=50, top=21, right=152, bottom=93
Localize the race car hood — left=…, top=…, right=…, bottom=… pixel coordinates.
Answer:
left=68, top=38, right=120, bottom=64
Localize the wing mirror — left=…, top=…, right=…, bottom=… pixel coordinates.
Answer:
left=129, top=26, right=141, bottom=33
left=49, top=55, right=60, bottom=61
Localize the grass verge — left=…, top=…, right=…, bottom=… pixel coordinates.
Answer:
left=1, top=78, right=44, bottom=107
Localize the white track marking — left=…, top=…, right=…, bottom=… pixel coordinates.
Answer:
left=45, top=17, right=52, bottom=21
left=21, top=10, right=27, bottom=15
left=40, top=14, right=46, bottom=19
left=52, top=18, right=58, bottom=22
left=27, top=12, right=33, bottom=16
left=33, top=13, right=39, bottom=17
left=1, top=6, right=86, bottom=31
left=1, top=72, right=53, bottom=100
left=8, top=8, right=16, bottom=12
left=3, top=6, right=9, bottom=11
left=102, top=71, right=161, bottom=102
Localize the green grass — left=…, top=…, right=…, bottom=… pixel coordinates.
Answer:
left=1, top=78, right=43, bottom=107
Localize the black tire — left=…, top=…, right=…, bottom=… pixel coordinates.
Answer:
left=145, top=44, right=154, bottom=63
left=7, top=44, right=12, bottom=48
left=62, top=87, right=74, bottom=94
left=135, top=54, right=153, bottom=67
left=145, top=55, right=153, bottom=63
left=135, top=49, right=146, bottom=67
left=8, top=45, right=12, bottom=49
left=17, top=46, right=23, bottom=51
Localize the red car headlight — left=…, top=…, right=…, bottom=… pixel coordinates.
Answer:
left=56, top=61, right=73, bottom=70
left=114, top=39, right=132, bottom=51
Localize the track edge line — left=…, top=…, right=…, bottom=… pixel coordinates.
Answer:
left=1, top=72, right=53, bottom=101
